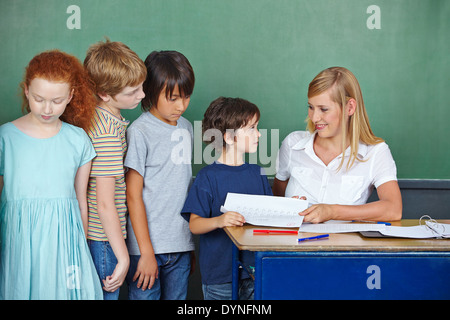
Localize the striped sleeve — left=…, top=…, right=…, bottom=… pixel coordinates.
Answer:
left=90, top=133, right=124, bottom=177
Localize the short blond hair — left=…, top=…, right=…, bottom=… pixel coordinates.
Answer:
left=84, top=38, right=146, bottom=99
left=307, top=67, right=383, bottom=171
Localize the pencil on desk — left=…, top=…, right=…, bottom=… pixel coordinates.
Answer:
left=297, top=234, right=329, bottom=242
left=253, top=229, right=298, bottom=235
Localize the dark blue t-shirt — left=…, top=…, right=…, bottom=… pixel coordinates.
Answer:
left=181, top=161, right=273, bottom=285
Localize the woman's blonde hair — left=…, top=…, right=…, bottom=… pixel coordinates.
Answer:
left=307, top=67, right=383, bottom=170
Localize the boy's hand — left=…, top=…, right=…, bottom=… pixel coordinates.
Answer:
left=132, top=254, right=159, bottom=291
left=217, top=211, right=245, bottom=228
left=102, top=258, right=129, bottom=292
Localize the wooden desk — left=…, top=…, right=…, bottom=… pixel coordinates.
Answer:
left=225, top=220, right=450, bottom=300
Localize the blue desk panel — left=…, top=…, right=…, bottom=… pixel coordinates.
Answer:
left=254, top=251, right=450, bottom=300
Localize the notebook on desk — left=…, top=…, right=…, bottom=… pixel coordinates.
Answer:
left=298, top=216, right=450, bottom=239
left=361, top=218, right=450, bottom=239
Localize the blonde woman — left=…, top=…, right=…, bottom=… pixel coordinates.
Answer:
left=273, top=67, right=402, bottom=223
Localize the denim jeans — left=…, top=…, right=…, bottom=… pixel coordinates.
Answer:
left=202, top=278, right=254, bottom=300
left=87, top=240, right=120, bottom=300
left=126, top=252, right=191, bottom=300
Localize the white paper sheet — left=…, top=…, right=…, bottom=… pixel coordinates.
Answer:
left=299, top=220, right=450, bottom=239
left=221, top=193, right=307, bottom=227
left=298, top=223, right=387, bottom=234
left=379, top=222, right=450, bottom=239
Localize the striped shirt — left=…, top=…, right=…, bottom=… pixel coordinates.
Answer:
left=87, top=107, right=129, bottom=241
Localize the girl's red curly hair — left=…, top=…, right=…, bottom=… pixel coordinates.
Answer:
left=21, top=50, right=96, bottom=132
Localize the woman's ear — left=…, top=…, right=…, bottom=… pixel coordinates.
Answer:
left=346, top=98, right=357, bottom=116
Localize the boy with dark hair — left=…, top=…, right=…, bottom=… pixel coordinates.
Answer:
left=125, top=50, right=195, bottom=300
left=181, top=97, right=273, bottom=300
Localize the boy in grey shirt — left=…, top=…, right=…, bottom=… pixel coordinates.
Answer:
left=124, top=51, right=195, bottom=300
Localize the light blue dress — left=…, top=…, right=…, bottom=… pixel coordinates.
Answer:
left=0, top=122, right=103, bottom=300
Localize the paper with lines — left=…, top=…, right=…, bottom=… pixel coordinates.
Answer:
left=221, top=193, right=307, bottom=227
left=299, top=223, right=387, bottom=233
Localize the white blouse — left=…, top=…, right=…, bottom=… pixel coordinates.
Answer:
left=275, top=131, right=398, bottom=205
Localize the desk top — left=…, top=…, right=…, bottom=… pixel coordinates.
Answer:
left=224, top=220, right=450, bottom=252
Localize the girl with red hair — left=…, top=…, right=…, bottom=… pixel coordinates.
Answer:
left=0, top=50, right=102, bottom=299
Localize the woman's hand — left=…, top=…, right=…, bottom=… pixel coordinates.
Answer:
left=299, top=204, right=335, bottom=223
left=293, top=195, right=334, bottom=223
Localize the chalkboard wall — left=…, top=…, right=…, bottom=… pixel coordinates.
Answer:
left=1, top=0, right=449, bottom=178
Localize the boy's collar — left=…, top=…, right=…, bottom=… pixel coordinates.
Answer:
left=97, top=106, right=128, bottom=124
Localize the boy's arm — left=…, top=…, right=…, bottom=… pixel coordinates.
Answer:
left=125, top=169, right=158, bottom=290
left=96, top=176, right=130, bottom=292
left=74, top=161, right=92, bottom=236
left=189, top=211, right=245, bottom=235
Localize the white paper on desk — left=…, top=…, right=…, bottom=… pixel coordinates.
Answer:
left=379, top=223, right=450, bottom=239
left=221, top=193, right=307, bottom=227
left=298, top=223, right=387, bottom=234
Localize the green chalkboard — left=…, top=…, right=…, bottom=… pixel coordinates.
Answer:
left=1, top=0, right=449, bottom=178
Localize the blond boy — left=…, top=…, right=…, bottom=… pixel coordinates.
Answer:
left=84, top=39, right=146, bottom=299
